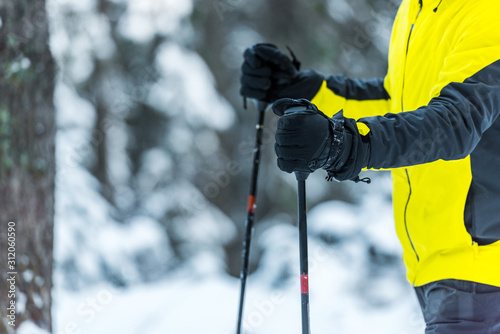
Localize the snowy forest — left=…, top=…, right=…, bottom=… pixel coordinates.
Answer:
left=0, top=0, right=427, bottom=333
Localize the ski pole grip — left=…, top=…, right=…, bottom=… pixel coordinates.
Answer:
left=295, top=171, right=309, bottom=181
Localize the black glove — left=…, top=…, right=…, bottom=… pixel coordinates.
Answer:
left=240, top=44, right=323, bottom=103
left=273, top=98, right=371, bottom=182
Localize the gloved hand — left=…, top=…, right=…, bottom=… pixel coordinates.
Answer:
left=240, top=44, right=323, bottom=103
left=273, top=98, right=371, bottom=182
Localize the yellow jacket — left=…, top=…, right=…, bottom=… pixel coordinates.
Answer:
left=311, top=0, right=500, bottom=287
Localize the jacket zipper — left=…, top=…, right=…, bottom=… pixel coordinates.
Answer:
left=401, top=0, right=422, bottom=112
left=404, top=169, right=419, bottom=261
left=401, top=0, right=422, bottom=263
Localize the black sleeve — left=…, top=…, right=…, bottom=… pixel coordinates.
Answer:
left=360, top=59, right=500, bottom=169
left=325, top=75, right=390, bottom=101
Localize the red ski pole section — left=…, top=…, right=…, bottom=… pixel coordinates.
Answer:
left=300, top=274, right=309, bottom=294
left=247, top=195, right=256, bottom=214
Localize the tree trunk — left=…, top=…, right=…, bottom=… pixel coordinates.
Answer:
left=0, top=0, right=56, bottom=333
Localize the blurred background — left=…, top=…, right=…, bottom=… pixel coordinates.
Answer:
left=1, top=0, right=427, bottom=333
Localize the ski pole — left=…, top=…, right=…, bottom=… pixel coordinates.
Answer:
left=236, top=100, right=267, bottom=334
left=295, top=171, right=311, bottom=334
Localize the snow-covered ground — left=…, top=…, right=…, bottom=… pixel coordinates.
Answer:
left=52, top=268, right=424, bottom=334
left=51, top=167, right=425, bottom=334
left=50, top=213, right=425, bottom=334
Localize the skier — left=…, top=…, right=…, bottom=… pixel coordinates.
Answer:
left=240, top=0, right=500, bottom=332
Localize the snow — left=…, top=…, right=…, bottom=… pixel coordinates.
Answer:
left=165, top=122, right=194, bottom=154
left=97, top=215, right=173, bottom=281
left=17, top=292, right=27, bottom=314
left=84, top=14, right=116, bottom=61
left=49, top=0, right=96, bottom=13
left=54, top=153, right=173, bottom=287
left=117, top=0, right=193, bottom=43
left=223, top=28, right=265, bottom=70
left=23, top=270, right=34, bottom=283
left=327, top=0, right=355, bottom=24
left=54, top=243, right=424, bottom=334
left=53, top=77, right=174, bottom=288
left=117, top=11, right=156, bottom=43
left=308, top=200, right=360, bottom=238
left=135, top=148, right=174, bottom=193
left=17, top=321, right=51, bottom=334
left=54, top=277, right=236, bottom=334
left=163, top=182, right=238, bottom=248
left=194, top=130, right=221, bottom=156
left=48, top=0, right=114, bottom=83
left=153, top=42, right=235, bottom=131
left=52, top=172, right=425, bottom=333
left=55, top=82, right=96, bottom=129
